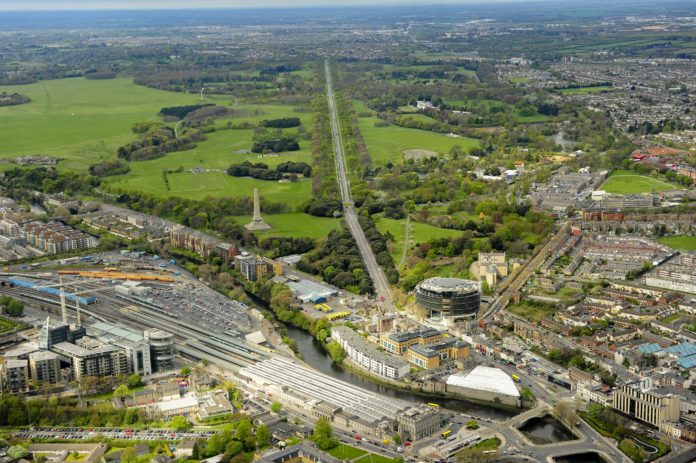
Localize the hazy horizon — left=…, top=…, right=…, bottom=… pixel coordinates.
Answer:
left=0, top=0, right=558, bottom=12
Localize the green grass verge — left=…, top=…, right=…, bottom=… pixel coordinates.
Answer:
left=327, top=444, right=368, bottom=460
left=353, top=454, right=401, bottom=463
left=0, top=317, right=19, bottom=334
left=0, top=77, right=200, bottom=171
left=657, top=236, right=696, bottom=251
left=600, top=170, right=681, bottom=194
left=471, top=437, right=501, bottom=451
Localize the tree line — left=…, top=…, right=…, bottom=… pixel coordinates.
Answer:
left=226, top=161, right=311, bottom=181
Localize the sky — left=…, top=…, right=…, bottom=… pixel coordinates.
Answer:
left=0, top=0, right=542, bottom=11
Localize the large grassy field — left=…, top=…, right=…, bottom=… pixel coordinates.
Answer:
left=0, top=77, right=200, bottom=171
left=228, top=213, right=342, bottom=239
left=657, top=236, right=696, bottom=251
left=212, top=104, right=314, bottom=128
left=375, top=216, right=464, bottom=262
left=353, top=100, right=479, bottom=165
left=600, top=170, right=681, bottom=194
left=105, top=114, right=313, bottom=206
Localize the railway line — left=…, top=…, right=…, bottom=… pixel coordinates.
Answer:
left=0, top=280, right=266, bottom=371
left=480, top=223, right=569, bottom=320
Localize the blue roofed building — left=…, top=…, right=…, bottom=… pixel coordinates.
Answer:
left=639, top=343, right=663, bottom=355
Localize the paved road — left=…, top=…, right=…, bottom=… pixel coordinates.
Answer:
left=324, top=59, right=394, bottom=309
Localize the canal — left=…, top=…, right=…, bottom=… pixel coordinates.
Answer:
left=284, top=325, right=517, bottom=420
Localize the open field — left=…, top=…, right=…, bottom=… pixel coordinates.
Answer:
left=228, top=213, right=342, bottom=239
left=600, top=170, right=681, bottom=194
left=506, top=301, right=558, bottom=323
left=0, top=77, right=200, bottom=171
left=353, top=100, right=479, bottom=164
left=105, top=126, right=313, bottom=206
left=327, top=444, right=368, bottom=460
left=556, top=86, right=614, bottom=95
left=375, top=216, right=463, bottom=262
left=213, top=104, right=313, bottom=128
left=657, top=236, right=696, bottom=251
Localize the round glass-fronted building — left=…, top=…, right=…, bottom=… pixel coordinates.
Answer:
left=415, top=277, right=480, bottom=320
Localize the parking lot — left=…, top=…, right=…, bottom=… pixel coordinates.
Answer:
left=14, top=427, right=215, bottom=441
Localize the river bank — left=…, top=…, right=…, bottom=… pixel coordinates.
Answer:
left=283, top=325, right=518, bottom=420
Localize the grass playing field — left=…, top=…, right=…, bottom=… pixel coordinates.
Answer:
left=353, top=100, right=480, bottom=165
left=0, top=77, right=201, bottom=171
left=600, top=170, right=681, bottom=194
left=657, top=236, right=696, bottom=251
left=228, top=213, right=342, bottom=239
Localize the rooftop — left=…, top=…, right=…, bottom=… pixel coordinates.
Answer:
left=664, top=342, right=696, bottom=358
left=388, top=327, right=441, bottom=343
left=446, top=366, right=520, bottom=398
left=157, top=396, right=199, bottom=413
left=416, top=277, right=480, bottom=293
left=90, top=321, right=144, bottom=343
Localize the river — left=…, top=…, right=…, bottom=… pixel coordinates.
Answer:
left=284, top=325, right=516, bottom=420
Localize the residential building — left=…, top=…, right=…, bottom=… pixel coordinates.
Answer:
left=215, top=242, right=239, bottom=265
left=1, top=358, right=29, bottom=393
left=331, top=325, right=410, bottom=379
left=646, top=254, right=696, bottom=295
left=29, top=351, right=61, bottom=386
left=235, top=252, right=273, bottom=282
left=51, top=341, right=127, bottom=381
left=22, top=221, right=97, bottom=254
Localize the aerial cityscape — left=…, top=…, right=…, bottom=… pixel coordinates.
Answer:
left=1, top=1, right=696, bottom=462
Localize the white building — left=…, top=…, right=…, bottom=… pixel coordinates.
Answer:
left=331, top=325, right=410, bottom=379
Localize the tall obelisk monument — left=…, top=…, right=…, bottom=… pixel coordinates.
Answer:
left=245, top=188, right=271, bottom=230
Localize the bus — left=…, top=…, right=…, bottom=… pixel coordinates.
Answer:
left=511, top=374, right=521, bottom=383
left=441, top=430, right=452, bottom=438
left=427, top=403, right=440, bottom=407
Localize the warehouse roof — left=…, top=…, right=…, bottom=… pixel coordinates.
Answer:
left=446, top=366, right=520, bottom=398
left=157, top=396, right=198, bottom=413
